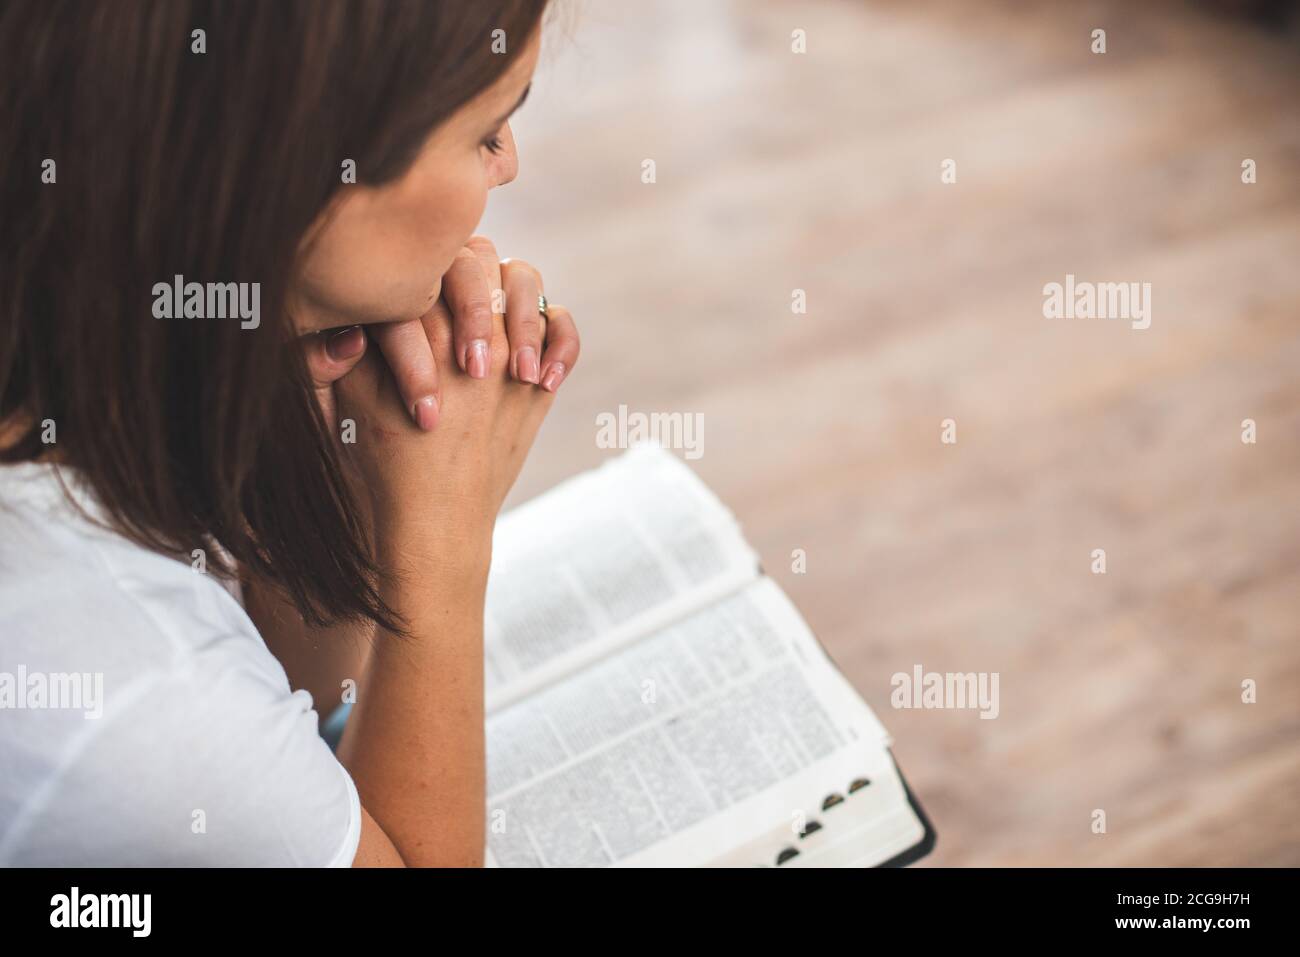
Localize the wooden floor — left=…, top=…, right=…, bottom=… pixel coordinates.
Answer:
left=481, top=0, right=1300, bottom=865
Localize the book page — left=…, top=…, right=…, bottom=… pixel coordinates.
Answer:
left=699, top=747, right=926, bottom=868
left=484, top=578, right=892, bottom=867
left=484, top=446, right=758, bottom=711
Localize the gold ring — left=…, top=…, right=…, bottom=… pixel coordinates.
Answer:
left=537, top=294, right=549, bottom=318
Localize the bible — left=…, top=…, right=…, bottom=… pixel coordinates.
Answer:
left=483, top=444, right=935, bottom=867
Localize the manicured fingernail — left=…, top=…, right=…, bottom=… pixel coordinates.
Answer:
left=412, top=395, right=439, bottom=431
left=516, top=346, right=539, bottom=384
left=540, top=362, right=566, bottom=393
left=467, top=339, right=489, bottom=379
left=326, top=326, right=364, bottom=361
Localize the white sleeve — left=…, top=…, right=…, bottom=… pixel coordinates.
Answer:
left=7, top=647, right=362, bottom=867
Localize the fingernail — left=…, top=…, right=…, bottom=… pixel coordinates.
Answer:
left=517, top=346, right=539, bottom=384
left=412, top=395, right=439, bottom=431
left=540, top=362, right=566, bottom=393
left=326, top=326, right=365, bottom=361
left=467, top=339, right=489, bottom=379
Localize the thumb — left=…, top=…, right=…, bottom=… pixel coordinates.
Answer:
left=302, top=325, right=367, bottom=429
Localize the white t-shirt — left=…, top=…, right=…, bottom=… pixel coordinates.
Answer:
left=0, top=462, right=361, bottom=866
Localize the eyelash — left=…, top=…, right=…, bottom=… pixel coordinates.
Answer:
left=483, top=133, right=504, bottom=155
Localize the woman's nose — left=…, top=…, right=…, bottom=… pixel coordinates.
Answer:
left=490, top=123, right=519, bottom=188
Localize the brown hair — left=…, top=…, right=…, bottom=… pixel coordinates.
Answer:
left=0, top=0, right=549, bottom=630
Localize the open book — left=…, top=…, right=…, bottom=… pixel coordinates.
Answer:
left=483, top=445, right=935, bottom=867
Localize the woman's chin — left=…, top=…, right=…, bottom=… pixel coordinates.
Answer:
left=425, top=280, right=442, bottom=308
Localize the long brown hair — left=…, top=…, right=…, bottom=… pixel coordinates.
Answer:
left=0, top=0, right=549, bottom=630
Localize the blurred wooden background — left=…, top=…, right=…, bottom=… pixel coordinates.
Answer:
left=481, top=0, right=1300, bottom=865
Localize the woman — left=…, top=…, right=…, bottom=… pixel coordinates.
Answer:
left=0, top=0, right=574, bottom=866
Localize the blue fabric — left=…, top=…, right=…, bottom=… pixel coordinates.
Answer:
left=320, top=701, right=353, bottom=753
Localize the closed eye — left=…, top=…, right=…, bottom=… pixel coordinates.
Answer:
left=481, top=82, right=531, bottom=154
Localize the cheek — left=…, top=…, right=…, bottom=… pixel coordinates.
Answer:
left=297, top=165, right=490, bottom=326
left=420, top=166, right=490, bottom=287
left=387, top=162, right=490, bottom=312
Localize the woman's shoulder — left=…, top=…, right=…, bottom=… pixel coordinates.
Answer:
left=0, top=463, right=358, bottom=867
left=0, top=461, right=260, bottom=663
left=0, top=459, right=295, bottom=751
